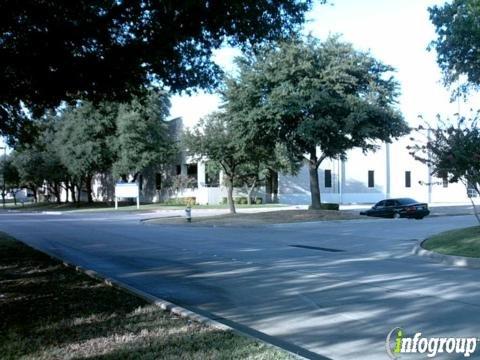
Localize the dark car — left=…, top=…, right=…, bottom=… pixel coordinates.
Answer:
left=360, top=198, right=430, bottom=219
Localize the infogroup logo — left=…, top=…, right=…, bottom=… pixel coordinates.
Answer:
left=385, top=327, right=478, bottom=358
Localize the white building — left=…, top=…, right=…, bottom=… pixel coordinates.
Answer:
left=147, top=118, right=475, bottom=205
left=75, top=117, right=473, bottom=206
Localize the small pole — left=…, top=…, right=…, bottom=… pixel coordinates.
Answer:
left=185, top=206, right=192, bottom=223
left=136, top=195, right=140, bottom=209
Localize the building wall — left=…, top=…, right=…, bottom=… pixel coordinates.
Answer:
left=277, top=136, right=473, bottom=205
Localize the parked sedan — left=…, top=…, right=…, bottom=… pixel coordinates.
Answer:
left=360, top=198, right=430, bottom=219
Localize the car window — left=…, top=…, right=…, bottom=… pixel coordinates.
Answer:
left=397, top=198, right=417, bottom=205
left=385, top=200, right=396, bottom=207
left=375, top=201, right=385, bottom=207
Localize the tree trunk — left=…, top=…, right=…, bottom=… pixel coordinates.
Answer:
left=13, top=192, right=17, bottom=206
left=54, top=182, right=61, bottom=203
left=247, top=179, right=257, bottom=205
left=65, top=180, right=70, bottom=203
left=226, top=177, right=236, bottom=214
left=309, top=149, right=321, bottom=210
left=70, top=181, right=77, bottom=203
left=265, top=169, right=273, bottom=203
left=85, top=175, right=93, bottom=203
left=76, top=179, right=82, bottom=204
left=272, top=171, right=279, bottom=203
left=32, top=187, right=38, bottom=203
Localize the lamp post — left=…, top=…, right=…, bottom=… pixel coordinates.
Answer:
left=0, top=146, right=5, bottom=208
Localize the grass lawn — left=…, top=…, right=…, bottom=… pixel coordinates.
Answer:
left=147, top=209, right=364, bottom=226
left=422, top=226, right=480, bottom=258
left=0, top=233, right=292, bottom=359
left=3, top=201, right=286, bottom=213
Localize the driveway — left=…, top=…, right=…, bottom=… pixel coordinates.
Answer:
left=1, top=211, right=479, bottom=359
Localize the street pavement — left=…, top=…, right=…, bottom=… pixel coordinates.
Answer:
left=1, top=210, right=479, bottom=359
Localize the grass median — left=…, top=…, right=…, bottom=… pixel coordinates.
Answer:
left=0, top=233, right=292, bottom=359
left=422, top=226, right=480, bottom=258
left=147, top=209, right=364, bottom=226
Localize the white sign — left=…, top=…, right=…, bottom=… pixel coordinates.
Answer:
left=114, top=183, right=140, bottom=209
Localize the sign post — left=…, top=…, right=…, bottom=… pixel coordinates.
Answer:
left=114, top=183, right=140, bottom=209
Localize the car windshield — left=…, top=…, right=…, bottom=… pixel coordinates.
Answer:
left=396, top=198, right=418, bottom=205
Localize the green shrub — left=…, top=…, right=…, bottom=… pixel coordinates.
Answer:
left=237, top=197, right=248, bottom=204
left=255, top=198, right=263, bottom=205
left=222, top=196, right=248, bottom=204
left=163, top=197, right=197, bottom=206
left=320, top=203, right=339, bottom=211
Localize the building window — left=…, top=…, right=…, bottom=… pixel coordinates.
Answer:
left=467, top=181, right=477, bottom=197
left=324, top=169, right=332, bottom=188
left=405, top=171, right=411, bottom=188
left=155, top=173, right=162, bottom=190
left=368, top=170, right=375, bottom=188
left=443, top=176, right=448, bottom=188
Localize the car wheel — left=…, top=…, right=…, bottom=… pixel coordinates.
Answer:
left=415, top=216, right=424, bottom=220
left=392, top=212, right=400, bottom=219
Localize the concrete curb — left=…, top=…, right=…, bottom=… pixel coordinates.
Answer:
left=412, top=240, right=480, bottom=269
left=15, top=240, right=329, bottom=360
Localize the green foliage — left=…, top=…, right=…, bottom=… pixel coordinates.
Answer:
left=409, top=113, right=480, bottom=223
left=10, top=91, right=174, bottom=203
left=55, top=102, right=117, bottom=180
left=0, top=0, right=316, bottom=142
left=223, top=36, right=409, bottom=208
left=320, top=203, right=340, bottom=211
left=162, top=197, right=197, bottom=206
left=183, top=112, right=247, bottom=213
left=429, top=0, right=480, bottom=89
left=10, top=147, right=46, bottom=196
left=226, top=36, right=408, bottom=159
left=112, top=90, right=175, bottom=178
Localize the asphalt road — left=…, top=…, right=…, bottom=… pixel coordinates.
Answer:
left=1, top=210, right=479, bottom=359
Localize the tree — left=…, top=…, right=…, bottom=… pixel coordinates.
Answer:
left=1, top=155, right=21, bottom=205
left=429, top=0, right=480, bottom=90
left=1, top=0, right=317, bottom=141
left=223, top=36, right=409, bottom=209
left=10, top=148, right=46, bottom=202
left=183, top=112, right=251, bottom=214
left=55, top=102, right=117, bottom=203
left=409, top=114, right=480, bottom=224
left=112, top=91, right=175, bottom=180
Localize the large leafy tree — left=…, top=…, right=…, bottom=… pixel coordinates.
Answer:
left=429, top=0, right=480, bottom=89
left=112, top=91, right=174, bottom=180
left=1, top=0, right=316, bottom=141
left=223, top=36, right=409, bottom=209
left=55, top=102, right=117, bottom=203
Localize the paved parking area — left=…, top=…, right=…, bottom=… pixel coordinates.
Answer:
left=1, top=211, right=479, bottom=359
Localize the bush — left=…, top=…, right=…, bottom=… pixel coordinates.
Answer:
left=255, top=198, right=263, bottom=205
left=221, top=196, right=249, bottom=204
left=320, top=203, right=339, bottom=211
left=163, top=197, right=196, bottom=206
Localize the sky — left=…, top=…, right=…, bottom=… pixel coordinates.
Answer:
left=170, top=0, right=476, bottom=129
